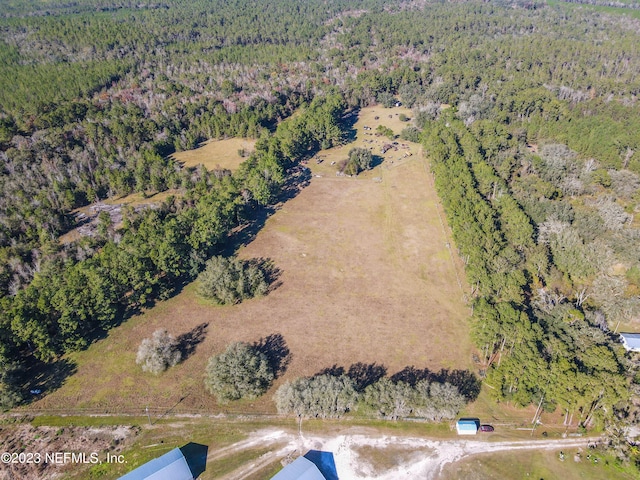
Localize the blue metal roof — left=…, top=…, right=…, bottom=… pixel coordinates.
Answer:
left=271, top=456, right=326, bottom=480
left=119, top=448, right=193, bottom=480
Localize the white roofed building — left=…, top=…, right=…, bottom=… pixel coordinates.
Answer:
left=620, top=333, right=640, bottom=352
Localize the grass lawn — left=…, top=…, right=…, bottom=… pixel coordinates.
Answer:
left=439, top=448, right=639, bottom=480
left=309, top=105, right=421, bottom=177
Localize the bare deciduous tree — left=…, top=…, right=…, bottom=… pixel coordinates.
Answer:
left=588, top=196, right=631, bottom=230
left=136, top=329, right=182, bottom=375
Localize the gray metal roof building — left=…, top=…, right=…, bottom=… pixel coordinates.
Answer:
left=270, top=456, right=327, bottom=480
left=118, top=448, right=193, bottom=480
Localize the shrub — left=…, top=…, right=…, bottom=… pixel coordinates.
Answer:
left=196, top=256, right=270, bottom=305
left=376, top=124, right=395, bottom=140
left=274, top=368, right=470, bottom=422
left=376, top=91, right=396, bottom=108
left=136, top=329, right=182, bottom=375
left=414, top=380, right=467, bottom=421
left=363, top=378, right=467, bottom=420
left=205, top=342, right=274, bottom=402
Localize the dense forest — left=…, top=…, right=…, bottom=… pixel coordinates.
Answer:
left=1, top=0, right=640, bottom=460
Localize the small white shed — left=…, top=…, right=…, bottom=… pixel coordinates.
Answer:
left=456, top=419, right=478, bottom=435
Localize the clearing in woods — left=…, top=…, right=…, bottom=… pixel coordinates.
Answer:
left=58, top=138, right=255, bottom=244
left=171, top=137, right=256, bottom=171
left=35, top=106, right=473, bottom=413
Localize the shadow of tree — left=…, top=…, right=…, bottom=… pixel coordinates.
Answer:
left=390, top=365, right=432, bottom=386
left=313, top=362, right=387, bottom=392
left=220, top=206, right=275, bottom=257
left=156, top=394, right=190, bottom=422
left=347, top=362, right=387, bottom=392
left=219, top=161, right=313, bottom=258
left=20, top=357, right=77, bottom=404
left=177, top=323, right=209, bottom=360
left=370, top=154, right=384, bottom=169
left=433, top=369, right=482, bottom=402
left=247, top=257, right=283, bottom=294
left=253, top=333, right=291, bottom=378
left=315, top=364, right=345, bottom=377
left=391, top=366, right=482, bottom=401
left=340, top=109, right=359, bottom=143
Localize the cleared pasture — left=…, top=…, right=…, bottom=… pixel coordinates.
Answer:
left=36, top=106, right=473, bottom=414
left=171, top=137, right=256, bottom=171
left=310, top=105, right=419, bottom=175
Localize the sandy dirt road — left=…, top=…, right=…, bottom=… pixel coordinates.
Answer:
left=212, top=428, right=597, bottom=480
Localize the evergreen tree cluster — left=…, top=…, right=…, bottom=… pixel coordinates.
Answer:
left=196, top=256, right=270, bottom=305
left=205, top=341, right=275, bottom=402
left=422, top=114, right=633, bottom=428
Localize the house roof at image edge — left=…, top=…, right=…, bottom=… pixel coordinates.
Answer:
left=270, top=456, right=327, bottom=480
left=118, top=448, right=193, bottom=480
left=620, top=333, right=640, bottom=352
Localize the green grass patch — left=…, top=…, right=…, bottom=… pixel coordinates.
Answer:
left=243, top=459, right=284, bottom=479
left=207, top=446, right=278, bottom=478
left=440, top=448, right=639, bottom=480
left=31, top=415, right=147, bottom=428
left=299, top=416, right=455, bottom=438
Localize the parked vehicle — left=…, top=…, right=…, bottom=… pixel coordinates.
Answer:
left=479, top=425, right=494, bottom=432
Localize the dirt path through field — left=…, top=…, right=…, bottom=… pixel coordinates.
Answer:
left=212, top=428, right=597, bottom=479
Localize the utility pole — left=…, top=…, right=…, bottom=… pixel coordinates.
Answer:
left=146, top=406, right=152, bottom=426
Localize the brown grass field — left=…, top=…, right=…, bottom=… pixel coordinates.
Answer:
left=171, top=137, right=256, bottom=171
left=35, top=106, right=474, bottom=414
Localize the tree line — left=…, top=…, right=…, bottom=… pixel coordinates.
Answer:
left=422, top=113, right=633, bottom=430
